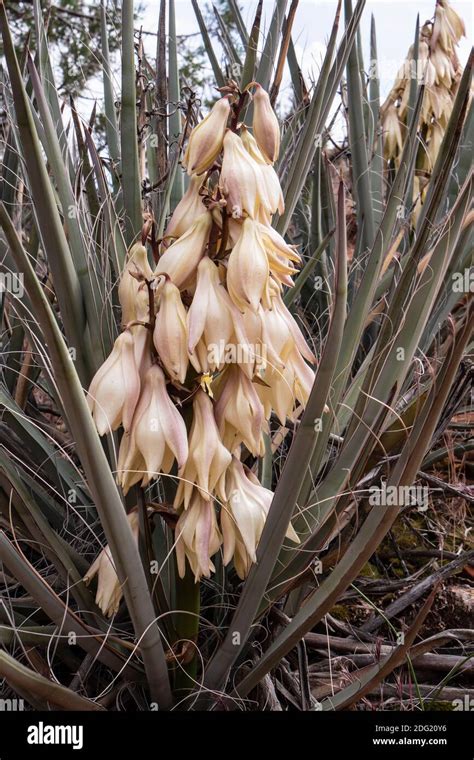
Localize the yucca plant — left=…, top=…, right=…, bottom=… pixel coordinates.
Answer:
left=0, top=0, right=472, bottom=713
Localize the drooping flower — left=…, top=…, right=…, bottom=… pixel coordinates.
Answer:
left=175, top=492, right=222, bottom=581
left=183, top=96, right=231, bottom=175
left=257, top=346, right=315, bottom=424
left=221, top=458, right=299, bottom=579
left=227, top=217, right=270, bottom=312
left=240, top=305, right=283, bottom=379
left=431, top=0, right=465, bottom=52
left=240, top=129, right=284, bottom=217
left=175, top=389, right=231, bottom=509
left=187, top=257, right=248, bottom=373
left=270, top=287, right=316, bottom=364
left=116, top=428, right=146, bottom=494
left=219, top=130, right=263, bottom=219
left=155, top=212, right=212, bottom=289
left=257, top=222, right=301, bottom=265
left=117, top=364, right=188, bottom=489
left=164, top=175, right=206, bottom=239
left=214, top=364, right=266, bottom=456
left=87, top=331, right=140, bottom=435
left=84, top=511, right=139, bottom=617
left=153, top=280, right=189, bottom=384
left=382, top=104, right=403, bottom=160
left=251, top=83, right=280, bottom=164
left=118, top=243, right=154, bottom=325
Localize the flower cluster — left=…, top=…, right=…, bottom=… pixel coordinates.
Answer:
left=381, top=0, right=465, bottom=213
left=85, top=82, right=314, bottom=611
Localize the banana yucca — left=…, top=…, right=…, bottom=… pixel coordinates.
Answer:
left=87, top=83, right=304, bottom=599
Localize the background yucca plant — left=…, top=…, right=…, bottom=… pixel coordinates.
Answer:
left=0, top=0, right=472, bottom=712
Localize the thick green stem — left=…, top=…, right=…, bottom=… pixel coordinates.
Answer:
left=173, top=566, right=200, bottom=700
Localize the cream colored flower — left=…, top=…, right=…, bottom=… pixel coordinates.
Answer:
left=383, top=104, right=404, bottom=159
left=431, top=1, right=465, bottom=53
left=153, top=279, right=189, bottom=384
left=270, top=288, right=316, bottom=364
left=84, top=511, right=139, bottom=617
left=155, top=212, right=212, bottom=289
left=219, top=130, right=263, bottom=219
left=227, top=217, right=270, bottom=312
left=132, top=325, right=154, bottom=379
left=240, top=129, right=284, bottom=216
left=214, top=364, right=266, bottom=456
left=257, top=222, right=301, bottom=265
left=118, top=243, right=154, bottom=324
left=221, top=458, right=299, bottom=578
left=164, top=176, right=206, bottom=239
left=183, top=96, right=231, bottom=175
left=251, top=83, right=280, bottom=164
left=117, top=364, right=188, bottom=488
left=175, top=492, right=222, bottom=581
left=187, top=257, right=250, bottom=373
left=239, top=304, right=284, bottom=379
left=87, top=331, right=140, bottom=435
left=257, top=346, right=315, bottom=424
left=175, top=389, right=231, bottom=509
left=116, top=429, right=146, bottom=494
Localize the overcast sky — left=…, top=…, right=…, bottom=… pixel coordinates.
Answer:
left=140, top=0, right=471, bottom=99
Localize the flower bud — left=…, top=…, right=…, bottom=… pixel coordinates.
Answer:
left=87, top=331, right=140, bottom=435
left=175, top=492, right=222, bottom=581
left=153, top=280, right=189, bottom=384
left=259, top=163, right=285, bottom=217
left=251, top=83, right=280, bottom=164
left=155, top=212, right=212, bottom=289
left=84, top=511, right=139, bottom=617
left=183, top=96, right=231, bottom=175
